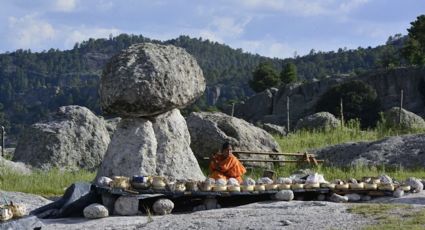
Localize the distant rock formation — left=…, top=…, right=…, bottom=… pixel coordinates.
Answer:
left=97, top=43, right=205, bottom=181
left=232, top=67, right=425, bottom=126
left=13, top=105, right=110, bottom=170
left=100, top=43, right=206, bottom=117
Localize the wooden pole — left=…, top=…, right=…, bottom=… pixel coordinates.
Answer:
left=1, top=126, right=4, bottom=157
left=231, top=103, right=235, bottom=117
left=399, top=89, right=403, bottom=125
left=340, top=98, right=344, bottom=127
left=286, top=96, right=290, bottom=133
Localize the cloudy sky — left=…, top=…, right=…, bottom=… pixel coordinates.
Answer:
left=1, top=0, right=424, bottom=58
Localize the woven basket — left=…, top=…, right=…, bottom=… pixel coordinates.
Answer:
left=378, top=184, right=394, bottom=191
left=291, top=184, right=304, bottom=189
left=265, top=184, right=278, bottom=190
left=254, top=185, right=266, bottom=191
left=349, top=182, right=365, bottom=190
left=278, top=184, right=292, bottom=190
left=335, top=183, right=349, bottom=190
left=399, top=185, right=411, bottom=192
left=304, top=183, right=320, bottom=189
left=320, top=183, right=336, bottom=189
left=228, top=185, right=241, bottom=192
left=212, top=185, right=228, bottom=192
left=240, top=185, right=254, bottom=192
left=364, top=183, right=378, bottom=190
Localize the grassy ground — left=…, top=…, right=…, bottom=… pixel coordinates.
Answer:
left=0, top=167, right=95, bottom=196
left=348, top=204, right=425, bottom=229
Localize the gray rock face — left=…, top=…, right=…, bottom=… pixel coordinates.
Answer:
left=0, top=156, right=32, bottom=175
left=0, top=190, right=52, bottom=212
left=313, top=134, right=425, bottom=168
left=295, top=112, right=340, bottom=131
left=83, top=203, right=109, bottom=219
left=114, top=196, right=139, bottom=216
left=104, top=117, right=122, bottom=138
left=274, top=190, right=294, bottom=201
left=234, top=88, right=277, bottom=122
left=186, top=112, right=281, bottom=161
left=152, top=199, right=174, bottom=215
left=13, top=106, right=110, bottom=170
left=96, top=109, right=205, bottom=181
left=100, top=43, right=206, bottom=117
left=383, top=107, right=425, bottom=130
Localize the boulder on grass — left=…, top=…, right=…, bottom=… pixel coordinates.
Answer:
left=295, top=112, right=340, bottom=131
left=83, top=203, right=109, bottom=219
left=382, top=107, right=425, bottom=130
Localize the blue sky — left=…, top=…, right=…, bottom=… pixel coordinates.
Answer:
left=1, top=0, right=424, bottom=58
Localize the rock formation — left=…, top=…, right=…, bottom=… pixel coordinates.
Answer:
left=100, top=43, right=206, bottom=117
left=13, top=105, right=110, bottom=170
left=96, top=42, right=205, bottom=181
left=186, top=112, right=281, bottom=161
left=295, top=112, right=340, bottom=131
left=313, top=133, right=425, bottom=168
left=382, top=107, right=425, bottom=130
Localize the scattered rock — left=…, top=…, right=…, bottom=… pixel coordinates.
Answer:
left=295, top=112, right=340, bottom=131
left=281, top=220, right=293, bottom=226
left=383, top=107, right=425, bottom=130
left=406, top=177, right=424, bottom=193
left=344, top=193, right=361, bottom=202
left=260, top=123, right=286, bottom=136
left=114, top=196, right=139, bottom=216
left=329, top=193, right=348, bottom=203
left=100, top=42, right=205, bottom=117
left=83, top=203, right=109, bottom=219
left=153, top=199, right=174, bottom=215
left=187, top=111, right=281, bottom=162
left=274, top=190, right=294, bottom=201
left=13, top=105, right=110, bottom=170
left=96, top=109, right=205, bottom=181
left=393, top=189, right=404, bottom=198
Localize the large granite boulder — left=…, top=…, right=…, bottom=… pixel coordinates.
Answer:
left=313, top=133, right=425, bottom=168
left=295, top=112, right=340, bottom=131
left=234, top=88, right=277, bottom=122
left=13, top=105, right=110, bottom=170
left=100, top=42, right=206, bottom=117
left=186, top=112, right=281, bottom=160
left=382, top=107, right=425, bottom=130
left=96, top=109, right=205, bottom=181
left=0, top=156, right=32, bottom=175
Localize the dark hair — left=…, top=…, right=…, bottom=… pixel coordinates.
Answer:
left=221, top=142, right=232, bottom=151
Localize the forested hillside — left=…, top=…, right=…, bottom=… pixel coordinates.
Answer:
left=0, top=33, right=406, bottom=140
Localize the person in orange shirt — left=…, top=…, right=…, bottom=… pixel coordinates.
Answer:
left=209, top=142, right=246, bottom=184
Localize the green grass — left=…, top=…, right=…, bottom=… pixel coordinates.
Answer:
left=348, top=204, right=425, bottom=229
left=0, top=167, right=95, bottom=196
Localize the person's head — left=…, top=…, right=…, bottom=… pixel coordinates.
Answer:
left=221, top=142, right=232, bottom=157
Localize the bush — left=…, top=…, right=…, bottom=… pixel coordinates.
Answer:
left=315, top=80, right=381, bottom=128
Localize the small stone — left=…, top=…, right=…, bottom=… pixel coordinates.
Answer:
left=96, top=176, right=113, bottom=187
left=344, top=193, right=361, bottom=202
left=204, top=198, right=218, bottom=210
left=114, top=196, right=139, bottom=216
left=83, top=203, right=109, bottom=219
left=379, top=174, right=393, bottom=184
left=393, top=189, right=404, bottom=198
left=406, top=177, right=423, bottom=193
left=274, top=190, right=294, bottom=201
left=153, top=199, right=174, bottom=215
left=361, top=195, right=372, bottom=201
left=329, top=193, right=348, bottom=203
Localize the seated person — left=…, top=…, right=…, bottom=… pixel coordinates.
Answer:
left=209, top=142, right=246, bottom=183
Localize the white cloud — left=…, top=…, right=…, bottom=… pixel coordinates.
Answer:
left=8, top=14, right=56, bottom=50
left=53, top=0, right=78, bottom=12
left=64, top=26, right=121, bottom=47
left=236, top=39, right=294, bottom=58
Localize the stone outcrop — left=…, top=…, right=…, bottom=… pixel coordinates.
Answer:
left=186, top=112, right=281, bottom=160
left=100, top=42, right=206, bottom=117
left=313, top=133, right=425, bottom=168
left=13, top=105, right=110, bottom=170
left=382, top=107, right=425, bottom=130
left=295, top=112, right=340, bottom=131
left=232, top=67, right=425, bottom=126
left=234, top=88, right=277, bottom=122
left=0, top=156, right=32, bottom=175
left=96, top=109, right=205, bottom=181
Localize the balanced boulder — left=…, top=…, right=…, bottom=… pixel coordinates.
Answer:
left=186, top=112, right=281, bottom=160
left=13, top=106, right=110, bottom=170
left=100, top=42, right=206, bottom=117
left=96, top=109, right=205, bottom=181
